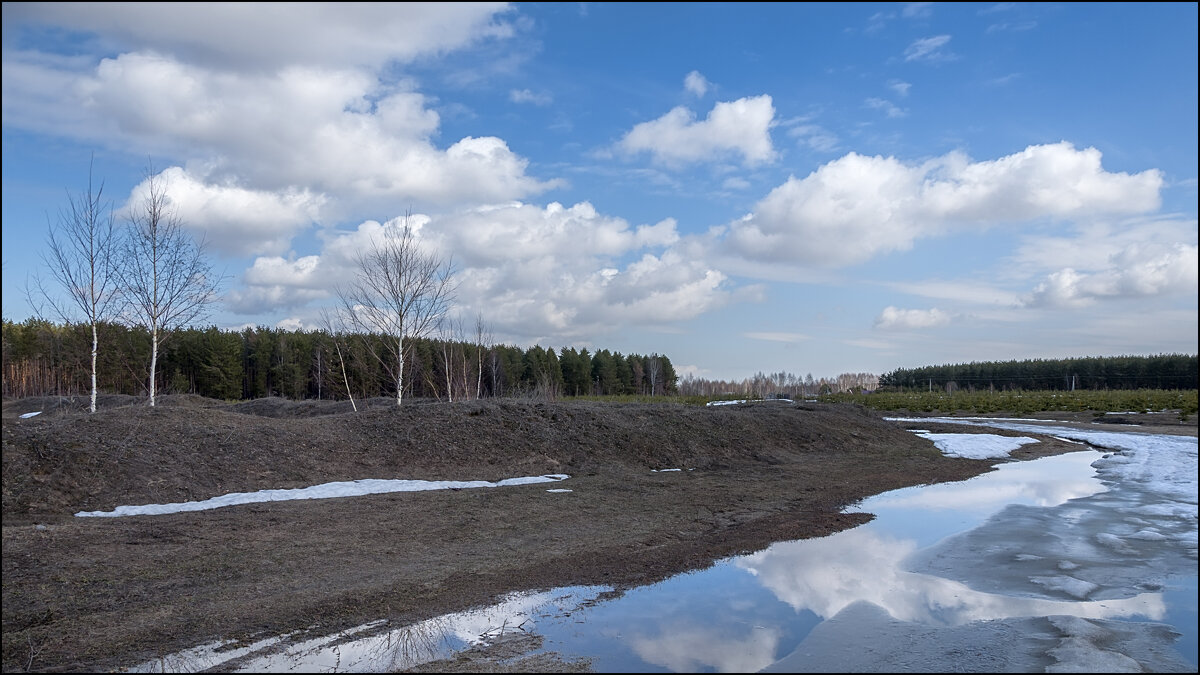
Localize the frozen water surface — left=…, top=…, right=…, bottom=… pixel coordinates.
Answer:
left=127, top=420, right=1197, bottom=672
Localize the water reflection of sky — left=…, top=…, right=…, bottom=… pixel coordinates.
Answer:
left=128, top=425, right=1198, bottom=673
left=845, top=449, right=1108, bottom=546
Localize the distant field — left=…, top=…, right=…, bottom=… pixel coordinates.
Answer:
left=565, top=389, right=1199, bottom=419
left=820, top=388, right=1198, bottom=418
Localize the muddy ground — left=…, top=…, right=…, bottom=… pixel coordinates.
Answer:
left=2, top=394, right=1194, bottom=672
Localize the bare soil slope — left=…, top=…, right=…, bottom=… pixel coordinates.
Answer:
left=1, top=395, right=1102, bottom=672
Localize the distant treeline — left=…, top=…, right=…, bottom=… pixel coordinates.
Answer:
left=1, top=319, right=678, bottom=402
left=678, top=370, right=880, bottom=398
left=879, top=355, right=1198, bottom=392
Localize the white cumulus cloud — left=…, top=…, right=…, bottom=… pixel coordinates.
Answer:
left=875, top=307, right=952, bottom=330
left=3, top=3, right=515, bottom=71
left=3, top=6, right=558, bottom=260
left=123, top=167, right=327, bottom=257
left=684, top=70, right=710, bottom=97
left=723, top=142, right=1163, bottom=269
left=231, top=202, right=732, bottom=344
left=1024, top=243, right=1198, bottom=308
left=618, top=95, right=777, bottom=167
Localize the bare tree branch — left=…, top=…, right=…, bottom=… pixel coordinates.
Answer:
left=117, top=160, right=222, bottom=407
left=318, top=307, right=357, bottom=412
left=437, top=313, right=466, bottom=402
left=473, top=311, right=492, bottom=400
left=25, top=154, right=121, bottom=413
left=335, top=211, right=456, bottom=406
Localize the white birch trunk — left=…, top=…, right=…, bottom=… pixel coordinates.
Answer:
left=149, top=323, right=158, bottom=407
left=90, top=322, right=98, bottom=413
left=335, top=340, right=356, bottom=412
left=395, top=337, right=404, bottom=406
left=443, top=342, right=453, bottom=403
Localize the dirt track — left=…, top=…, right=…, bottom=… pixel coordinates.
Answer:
left=2, top=394, right=1187, bottom=672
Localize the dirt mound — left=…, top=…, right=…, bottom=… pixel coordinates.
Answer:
left=225, top=395, right=431, bottom=417
left=7, top=395, right=1076, bottom=673
left=1, top=393, right=141, bottom=416
left=1, top=392, right=229, bottom=417
left=2, top=396, right=926, bottom=519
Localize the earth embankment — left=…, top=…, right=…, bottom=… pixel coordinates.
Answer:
left=2, top=395, right=1085, bottom=672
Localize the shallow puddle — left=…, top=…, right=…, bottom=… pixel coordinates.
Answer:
left=129, top=424, right=1198, bottom=673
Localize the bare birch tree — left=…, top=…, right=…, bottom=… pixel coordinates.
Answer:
left=25, top=156, right=121, bottom=413
left=318, top=308, right=357, bottom=412
left=472, top=311, right=491, bottom=399
left=647, top=353, right=662, bottom=397
left=337, top=213, right=456, bottom=406
left=437, top=314, right=465, bottom=403
left=118, top=164, right=221, bottom=407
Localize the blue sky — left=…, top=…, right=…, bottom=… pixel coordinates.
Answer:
left=2, top=2, right=1196, bottom=382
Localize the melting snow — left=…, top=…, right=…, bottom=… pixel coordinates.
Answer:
left=75, top=474, right=571, bottom=518
left=912, top=431, right=1040, bottom=459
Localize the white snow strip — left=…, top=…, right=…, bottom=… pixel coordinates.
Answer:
left=546, top=488, right=573, bottom=493
left=705, top=398, right=793, bottom=406
left=651, top=468, right=682, bottom=472
left=913, top=432, right=1040, bottom=459
left=75, top=474, right=571, bottom=518
left=911, top=416, right=1046, bottom=422
left=19, top=411, right=41, bottom=418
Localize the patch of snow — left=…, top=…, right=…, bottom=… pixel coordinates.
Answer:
left=705, top=398, right=793, bottom=407
left=912, top=431, right=1040, bottom=459
left=75, top=474, right=571, bottom=518
left=19, top=411, right=41, bottom=418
